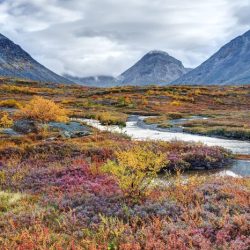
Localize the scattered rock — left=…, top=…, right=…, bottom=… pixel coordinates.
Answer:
left=12, top=119, right=91, bottom=138
left=49, top=121, right=91, bottom=138
left=0, top=128, right=21, bottom=136
left=0, top=107, right=18, bottom=114
left=13, top=119, right=39, bottom=134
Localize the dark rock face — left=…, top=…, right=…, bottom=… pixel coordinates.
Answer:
left=173, top=30, right=250, bottom=85
left=120, top=50, right=191, bottom=85
left=0, top=33, right=72, bottom=84
left=13, top=120, right=39, bottom=134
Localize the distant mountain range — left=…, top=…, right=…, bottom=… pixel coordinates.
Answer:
left=173, top=30, right=250, bottom=85
left=64, top=74, right=119, bottom=87
left=66, top=30, right=250, bottom=87
left=0, top=33, right=72, bottom=84
left=1, top=30, right=250, bottom=86
left=65, top=50, right=192, bottom=87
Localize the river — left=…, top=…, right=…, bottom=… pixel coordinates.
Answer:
left=74, top=115, right=250, bottom=177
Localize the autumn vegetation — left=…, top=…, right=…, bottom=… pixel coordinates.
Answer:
left=0, top=78, right=249, bottom=249
left=0, top=113, right=13, bottom=128
left=103, top=144, right=167, bottom=200
left=16, top=96, right=68, bottom=123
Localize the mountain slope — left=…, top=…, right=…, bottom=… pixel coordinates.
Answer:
left=64, top=74, right=119, bottom=87
left=120, top=50, right=191, bottom=85
left=0, top=33, right=72, bottom=84
left=173, top=30, right=250, bottom=85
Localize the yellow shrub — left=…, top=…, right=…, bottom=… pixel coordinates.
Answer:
left=102, top=145, right=167, bottom=200
left=0, top=113, right=13, bottom=128
left=0, top=84, right=36, bottom=95
left=170, top=100, right=182, bottom=106
left=194, top=89, right=202, bottom=95
left=0, top=99, right=22, bottom=109
left=16, top=96, right=68, bottom=123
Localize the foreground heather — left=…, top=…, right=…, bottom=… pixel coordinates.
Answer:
left=0, top=138, right=249, bottom=249
left=0, top=172, right=249, bottom=249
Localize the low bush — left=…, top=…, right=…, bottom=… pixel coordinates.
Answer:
left=167, top=112, right=184, bottom=119
left=0, top=113, right=13, bottom=128
left=164, top=141, right=232, bottom=170
left=16, top=96, right=68, bottom=123
left=97, top=111, right=127, bottom=127
left=102, top=145, right=167, bottom=200
left=0, top=99, right=22, bottom=109
left=170, top=100, right=182, bottom=106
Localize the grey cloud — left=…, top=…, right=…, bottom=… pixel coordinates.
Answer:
left=233, top=1, right=250, bottom=26
left=0, top=0, right=250, bottom=77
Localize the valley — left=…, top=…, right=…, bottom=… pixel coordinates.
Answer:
left=0, top=25, right=250, bottom=249
left=0, top=78, right=249, bottom=248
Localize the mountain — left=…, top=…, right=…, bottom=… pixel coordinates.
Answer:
left=173, top=30, right=250, bottom=85
left=64, top=74, right=119, bottom=87
left=65, top=51, right=191, bottom=87
left=119, top=50, right=191, bottom=85
left=0, top=33, right=72, bottom=84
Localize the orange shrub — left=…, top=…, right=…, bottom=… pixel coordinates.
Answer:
left=16, top=96, right=68, bottom=123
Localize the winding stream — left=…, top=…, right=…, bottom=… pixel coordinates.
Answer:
left=74, top=115, right=250, bottom=177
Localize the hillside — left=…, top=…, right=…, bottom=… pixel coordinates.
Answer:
left=0, top=33, right=72, bottom=84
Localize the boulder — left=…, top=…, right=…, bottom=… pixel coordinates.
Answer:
left=13, top=120, right=91, bottom=138
left=49, top=121, right=91, bottom=138
left=13, top=119, right=39, bottom=134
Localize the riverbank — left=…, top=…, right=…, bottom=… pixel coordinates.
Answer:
left=0, top=132, right=249, bottom=249
left=78, top=115, right=250, bottom=155
left=0, top=80, right=249, bottom=249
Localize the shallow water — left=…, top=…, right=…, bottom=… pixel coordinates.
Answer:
left=77, top=115, right=250, bottom=155
left=74, top=116, right=250, bottom=177
left=218, top=160, right=250, bottom=177
left=183, top=160, right=250, bottom=177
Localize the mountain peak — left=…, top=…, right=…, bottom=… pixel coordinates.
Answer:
left=173, top=30, right=250, bottom=85
left=147, top=50, right=169, bottom=56
left=120, top=50, right=191, bottom=85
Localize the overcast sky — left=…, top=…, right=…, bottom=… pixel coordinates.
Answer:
left=0, top=0, right=250, bottom=77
